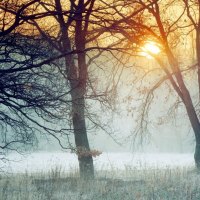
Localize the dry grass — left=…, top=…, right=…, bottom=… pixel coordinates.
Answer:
left=0, top=167, right=200, bottom=200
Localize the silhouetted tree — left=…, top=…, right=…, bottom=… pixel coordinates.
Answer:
left=0, top=0, right=157, bottom=177
left=0, top=31, right=72, bottom=160
left=0, top=0, right=119, bottom=178
left=107, top=0, right=200, bottom=168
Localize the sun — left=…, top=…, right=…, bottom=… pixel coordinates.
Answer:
left=140, top=41, right=161, bottom=59
left=144, top=42, right=160, bottom=54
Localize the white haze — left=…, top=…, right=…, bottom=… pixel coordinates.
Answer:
left=4, top=152, right=194, bottom=174
left=37, top=55, right=195, bottom=154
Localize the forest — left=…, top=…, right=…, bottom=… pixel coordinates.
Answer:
left=1, top=0, right=200, bottom=199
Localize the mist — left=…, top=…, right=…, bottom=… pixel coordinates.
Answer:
left=1, top=0, right=200, bottom=199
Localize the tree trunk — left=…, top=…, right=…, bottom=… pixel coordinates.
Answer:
left=62, top=38, right=94, bottom=179
left=195, top=143, right=200, bottom=168
left=181, top=89, right=200, bottom=169
left=62, top=36, right=95, bottom=179
left=196, top=29, right=200, bottom=99
left=166, top=50, right=200, bottom=169
left=53, top=0, right=95, bottom=179
left=72, top=0, right=94, bottom=179
left=185, top=107, right=200, bottom=169
left=70, top=82, right=94, bottom=179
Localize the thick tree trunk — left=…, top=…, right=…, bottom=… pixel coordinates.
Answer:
left=72, top=0, right=94, bottom=179
left=70, top=83, right=94, bottom=179
left=54, top=0, right=95, bottom=179
left=62, top=43, right=94, bottom=179
left=63, top=42, right=94, bottom=179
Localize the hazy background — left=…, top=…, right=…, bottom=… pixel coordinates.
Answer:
left=37, top=56, right=195, bottom=154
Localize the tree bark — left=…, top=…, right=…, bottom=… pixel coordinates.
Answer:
left=195, top=143, right=200, bottom=168
left=71, top=0, right=94, bottom=179
left=64, top=54, right=94, bottom=179
left=54, top=0, right=94, bottom=178
left=183, top=93, right=200, bottom=169
left=166, top=51, right=200, bottom=169
left=175, top=72, right=200, bottom=169
left=70, top=80, right=94, bottom=179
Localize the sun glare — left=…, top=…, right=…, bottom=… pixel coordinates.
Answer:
left=140, top=41, right=161, bottom=59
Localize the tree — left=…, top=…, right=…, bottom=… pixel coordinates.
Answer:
left=0, top=33, right=73, bottom=153
left=0, top=0, right=158, bottom=177
left=0, top=0, right=115, bottom=179
left=105, top=0, right=200, bottom=168
left=0, top=0, right=168, bottom=178
left=0, top=1, right=75, bottom=162
left=21, top=0, right=149, bottom=178
left=31, top=0, right=98, bottom=179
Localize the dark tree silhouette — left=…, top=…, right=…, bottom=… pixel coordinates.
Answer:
left=0, top=30, right=73, bottom=159
left=0, top=0, right=156, bottom=177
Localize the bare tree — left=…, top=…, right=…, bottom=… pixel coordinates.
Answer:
left=0, top=0, right=118, bottom=178
left=0, top=1, right=76, bottom=162
left=0, top=0, right=158, bottom=177
left=0, top=33, right=74, bottom=153
left=19, top=0, right=148, bottom=178
left=103, top=0, right=200, bottom=168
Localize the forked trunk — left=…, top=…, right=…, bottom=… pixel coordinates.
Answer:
left=55, top=0, right=94, bottom=179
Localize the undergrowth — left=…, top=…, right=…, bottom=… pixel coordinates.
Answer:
left=0, top=167, right=199, bottom=200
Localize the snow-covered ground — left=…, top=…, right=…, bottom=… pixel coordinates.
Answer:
left=3, top=152, right=195, bottom=173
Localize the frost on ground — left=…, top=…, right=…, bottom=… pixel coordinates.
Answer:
left=0, top=152, right=199, bottom=200
left=0, top=167, right=200, bottom=200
